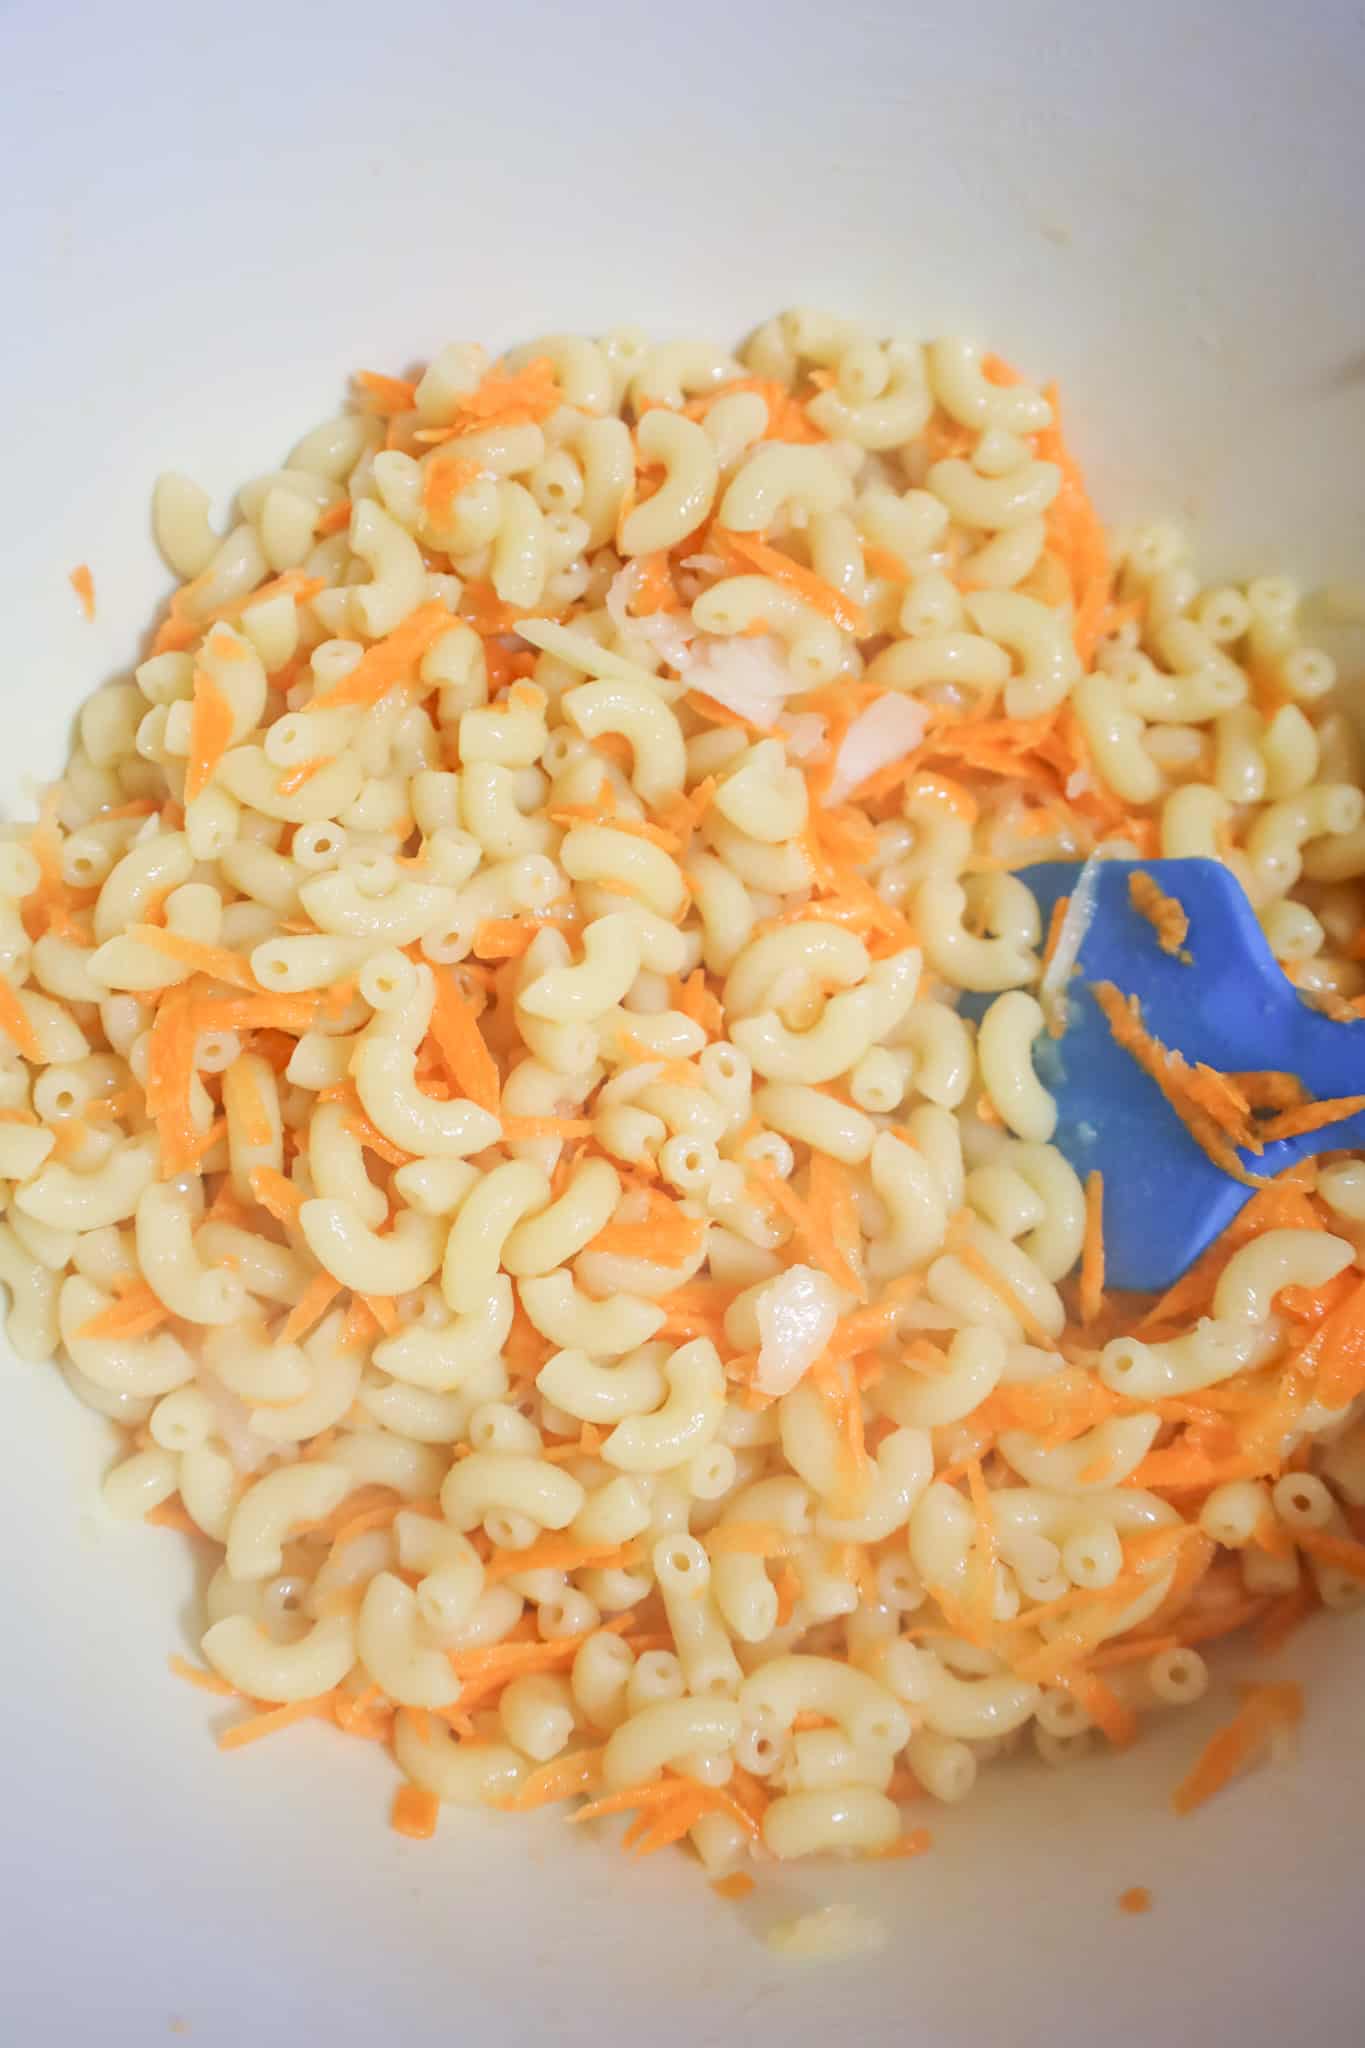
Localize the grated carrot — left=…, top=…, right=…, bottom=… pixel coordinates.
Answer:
left=711, top=1872, right=756, bottom=1901
left=871, top=1827, right=933, bottom=1861
left=1292, top=1526, right=1365, bottom=1583
left=428, top=967, right=500, bottom=1113
left=76, top=1281, right=170, bottom=1341
left=144, top=983, right=203, bottom=1175
left=278, top=1272, right=343, bottom=1345
left=218, top=1693, right=337, bottom=1750
left=167, top=1654, right=237, bottom=1697
left=589, top=1187, right=707, bottom=1265
left=185, top=668, right=235, bottom=802
left=1034, top=381, right=1113, bottom=664
left=390, top=1784, right=440, bottom=1839
left=275, top=757, right=329, bottom=798
left=145, top=1501, right=200, bottom=1534
left=1040, top=894, right=1070, bottom=979
left=1128, top=870, right=1190, bottom=958
left=127, top=924, right=259, bottom=990
left=185, top=988, right=323, bottom=1037
left=497, top=1747, right=604, bottom=1811
left=569, top=1779, right=686, bottom=1827
left=748, top=1154, right=865, bottom=1300
left=471, top=917, right=542, bottom=960
left=498, top=1115, right=593, bottom=1141
left=421, top=455, right=479, bottom=527
left=1171, top=1681, right=1303, bottom=1814
left=68, top=563, right=96, bottom=620
left=1294, top=1276, right=1365, bottom=1408
left=483, top=1535, right=640, bottom=1584
left=1057, top=1670, right=1138, bottom=1748
left=1255, top=1094, right=1365, bottom=1144
left=682, top=376, right=825, bottom=444
left=826, top=1271, right=921, bottom=1359
left=311, top=600, right=453, bottom=709
left=222, top=1055, right=274, bottom=1147
left=414, top=358, right=561, bottom=442
left=342, top=1104, right=414, bottom=1166
left=315, top=499, right=352, bottom=537
left=1090, top=980, right=1266, bottom=1189
left=1119, top=1887, right=1152, bottom=1916
left=1080, top=1170, right=1106, bottom=1325
left=354, top=371, right=418, bottom=417
left=0, top=980, right=42, bottom=1063
left=629, top=551, right=680, bottom=615
left=862, top=542, right=910, bottom=582
left=358, top=1294, right=401, bottom=1343
left=712, top=527, right=866, bottom=636
left=952, top=1238, right=1059, bottom=1351
left=249, top=1165, right=303, bottom=1224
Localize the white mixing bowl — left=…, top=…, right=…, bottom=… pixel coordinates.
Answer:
left=2, top=3, right=1362, bottom=2042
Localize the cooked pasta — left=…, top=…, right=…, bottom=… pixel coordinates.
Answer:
left=5, top=310, right=1362, bottom=1896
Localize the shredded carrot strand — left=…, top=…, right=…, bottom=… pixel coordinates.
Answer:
left=1128, top=870, right=1190, bottom=957
left=712, top=526, right=867, bottom=635
left=218, top=1693, right=337, bottom=1750
left=390, top=1784, right=440, bottom=1839
left=278, top=1272, right=343, bottom=1345
left=311, top=600, right=453, bottom=709
left=68, top=563, right=96, bottom=620
left=76, top=1281, right=170, bottom=1341
left=1080, top=1170, right=1106, bottom=1325
left=428, top=968, right=500, bottom=1113
left=1171, top=1682, right=1303, bottom=1815
left=249, top=1166, right=302, bottom=1224
left=0, top=979, right=42, bottom=1062
left=167, top=1655, right=238, bottom=1697
left=185, top=668, right=235, bottom=802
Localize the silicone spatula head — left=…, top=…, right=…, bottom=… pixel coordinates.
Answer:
left=1007, top=857, right=1365, bottom=1293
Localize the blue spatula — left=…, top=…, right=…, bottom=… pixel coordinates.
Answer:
left=995, top=857, right=1365, bottom=1293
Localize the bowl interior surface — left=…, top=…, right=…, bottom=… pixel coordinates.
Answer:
left=3, top=4, right=1363, bottom=2042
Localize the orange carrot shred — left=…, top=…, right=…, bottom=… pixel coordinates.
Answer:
left=68, top=564, right=96, bottom=620
left=311, top=600, right=453, bottom=709
left=428, top=968, right=500, bottom=1113
left=1119, top=1886, right=1153, bottom=1915
left=354, top=371, right=418, bottom=417
left=1171, top=1681, right=1303, bottom=1814
left=1256, top=1095, right=1365, bottom=1144
left=185, top=668, right=235, bottom=802
left=76, top=1281, right=170, bottom=1341
left=498, top=1748, right=604, bottom=1811
left=1080, top=1170, right=1106, bottom=1325
left=0, top=980, right=42, bottom=1063
left=278, top=1272, right=343, bottom=1345
left=249, top=1165, right=303, bottom=1224
left=1128, top=870, right=1190, bottom=958
left=711, top=527, right=866, bottom=636
left=1293, top=1526, right=1365, bottom=1583
left=218, top=1693, right=337, bottom=1750
left=390, top=1784, right=440, bottom=1839
left=167, top=1655, right=237, bottom=1697
left=222, top=1055, right=274, bottom=1147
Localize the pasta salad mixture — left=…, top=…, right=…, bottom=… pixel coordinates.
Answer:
left=7, top=310, right=1365, bottom=1881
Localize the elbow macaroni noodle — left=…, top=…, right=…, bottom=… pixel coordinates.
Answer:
left=6, top=307, right=1363, bottom=1894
